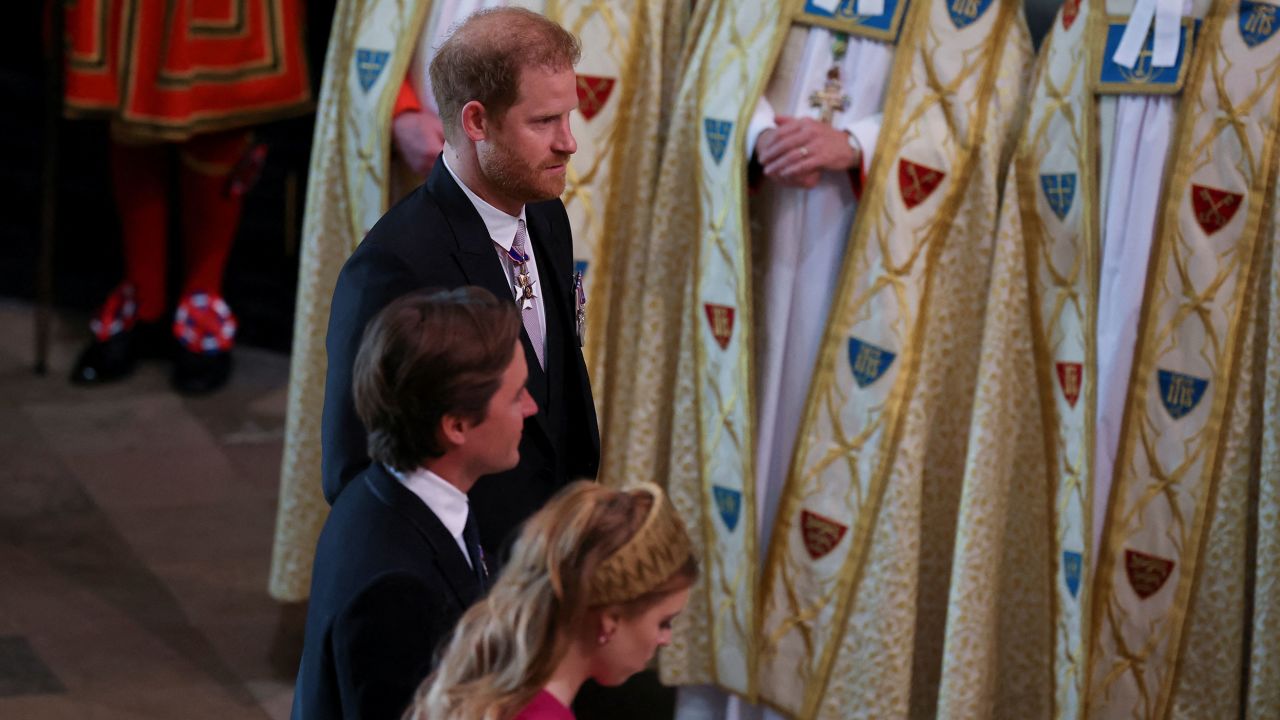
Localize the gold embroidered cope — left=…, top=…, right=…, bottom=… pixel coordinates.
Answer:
left=937, top=1, right=1280, bottom=717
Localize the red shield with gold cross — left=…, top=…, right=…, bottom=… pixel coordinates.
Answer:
left=898, top=158, right=946, bottom=209
left=703, top=303, right=735, bottom=350
left=800, top=510, right=848, bottom=560
left=1125, top=549, right=1175, bottom=599
left=1062, top=0, right=1081, bottom=30
left=1190, top=184, right=1243, bottom=235
left=1056, top=361, right=1083, bottom=408
left=575, top=75, right=616, bottom=121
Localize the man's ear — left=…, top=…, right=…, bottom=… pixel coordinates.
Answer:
left=439, top=413, right=469, bottom=449
left=460, top=100, right=488, bottom=143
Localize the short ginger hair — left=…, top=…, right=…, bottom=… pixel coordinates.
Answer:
left=429, top=7, right=581, bottom=145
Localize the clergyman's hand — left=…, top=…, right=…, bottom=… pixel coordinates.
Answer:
left=756, top=115, right=860, bottom=190
left=392, top=109, right=446, bottom=177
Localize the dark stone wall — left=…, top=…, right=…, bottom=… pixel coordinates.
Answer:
left=1, top=1, right=337, bottom=354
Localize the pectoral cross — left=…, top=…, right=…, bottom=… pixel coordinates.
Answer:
left=809, top=67, right=850, bottom=124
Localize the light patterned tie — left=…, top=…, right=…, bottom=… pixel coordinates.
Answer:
left=511, top=219, right=545, bottom=368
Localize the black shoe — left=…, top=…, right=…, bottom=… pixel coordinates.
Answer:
left=172, top=348, right=232, bottom=395
left=69, top=321, right=171, bottom=385
left=70, top=331, right=137, bottom=384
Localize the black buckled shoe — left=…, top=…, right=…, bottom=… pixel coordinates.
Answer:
left=70, top=330, right=137, bottom=384
left=171, top=347, right=232, bottom=395
left=169, top=291, right=236, bottom=395
left=70, top=320, right=170, bottom=385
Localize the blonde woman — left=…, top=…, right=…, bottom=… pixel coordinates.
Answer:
left=407, top=481, right=698, bottom=719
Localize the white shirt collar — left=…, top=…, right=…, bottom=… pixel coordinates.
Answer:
left=385, top=464, right=471, bottom=549
left=442, top=147, right=527, bottom=251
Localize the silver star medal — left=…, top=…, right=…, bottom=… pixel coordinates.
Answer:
left=573, top=271, right=586, bottom=347
left=516, top=272, right=538, bottom=311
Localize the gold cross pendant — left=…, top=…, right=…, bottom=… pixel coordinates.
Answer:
left=810, top=66, right=850, bottom=124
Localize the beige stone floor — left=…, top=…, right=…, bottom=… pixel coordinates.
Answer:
left=0, top=299, right=304, bottom=719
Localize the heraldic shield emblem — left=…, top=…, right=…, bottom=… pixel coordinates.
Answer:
left=1125, top=549, right=1175, bottom=599
left=800, top=509, right=849, bottom=560
left=1240, top=1, right=1280, bottom=48
left=947, top=0, right=994, bottom=29
left=1040, top=172, right=1077, bottom=221
left=1061, top=0, right=1081, bottom=30
left=703, top=303, right=735, bottom=350
left=575, top=75, right=615, bottom=121
left=1056, top=361, right=1083, bottom=408
left=712, top=485, right=742, bottom=532
left=1063, top=550, right=1083, bottom=598
left=355, top=48, right=390, bottom=93
left=847, top=337, right=896, bottom=388
left=898, top=158, right=946, bottom=209
left=1157, top=369, right=1209, bottom=420
left=1190, top=184, right=1244, bottom=235
left=703, top=118, right=733, bottom=165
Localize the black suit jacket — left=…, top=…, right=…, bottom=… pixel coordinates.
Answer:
left=291, top=464, right=483, bottom=720
left=320, top=160, right=600, bottom=554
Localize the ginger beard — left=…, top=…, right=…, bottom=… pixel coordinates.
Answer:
left=474, top=65, right=578, bottom=206
left=478, top=133, right=570, bottom=204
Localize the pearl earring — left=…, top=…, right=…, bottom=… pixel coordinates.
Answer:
left=598, top=633, right=609, bottom=645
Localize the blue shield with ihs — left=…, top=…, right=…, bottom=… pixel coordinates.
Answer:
left=947, top=0, right=994, bottom=29
left=847, top=337, right=896, bottom=388
left=1241, top=2, right=1280, bottom=48
left=712, top=486, right=742, bottom=532
left=1157, top=369, right=1208, bottom=420
left=1040, top=173, right=1076, bottom=221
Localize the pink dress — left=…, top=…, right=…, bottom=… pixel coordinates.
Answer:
left=511, top=690, right=575, bottom=719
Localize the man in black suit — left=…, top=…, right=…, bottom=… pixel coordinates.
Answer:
left=320, top=6, right=600, bottom=558
left=293, top=287, right=536, bottom=720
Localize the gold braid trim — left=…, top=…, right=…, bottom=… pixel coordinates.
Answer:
left=590, top=482, right=693, bottom=606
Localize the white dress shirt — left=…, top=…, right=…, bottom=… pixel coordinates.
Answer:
left=442, top=150, right=547, bottom=355
left=385, top=464, right=473, bottom=567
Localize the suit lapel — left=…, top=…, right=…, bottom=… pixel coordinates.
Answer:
left=525, top=205, right=568, bottom=428
left=426, top=162, right=552, bottom=439
left=365, top=466, right=481, bottom=607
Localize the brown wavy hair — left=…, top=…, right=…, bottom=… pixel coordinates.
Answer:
left=405, top=481, right=698, bottom=720
left=353, top=286, right=520, bottom=472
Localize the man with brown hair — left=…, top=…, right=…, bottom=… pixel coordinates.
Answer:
left=319, top=6, right=600, bottom=560
left=294, top=287, right=536, bottom=720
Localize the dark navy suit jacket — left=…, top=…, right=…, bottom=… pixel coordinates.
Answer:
left=291, top=464, right=483, bottom=720
left=319, top=159, right=600, bottom=555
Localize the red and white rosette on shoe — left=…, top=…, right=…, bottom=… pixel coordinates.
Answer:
left=173, top=292, right=237, bottom=354
left=89, top=284, right=138, bottom=342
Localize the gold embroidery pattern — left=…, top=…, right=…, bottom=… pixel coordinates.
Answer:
left=1087, top=4, right=1280, bottom=717
left=1014, top=3, right=1096, bottom=717
left=758, top=1, right=1024, bottom=717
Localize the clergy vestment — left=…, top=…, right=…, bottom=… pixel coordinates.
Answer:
left=937, top=1, right=1280, bottom=718
left=267, top=0, right=692, bottom=601
left=634, top=1, right=1032, bottom=718
left=675, top=13, right=890, bottom=720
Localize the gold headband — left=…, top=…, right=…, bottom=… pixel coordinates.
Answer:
left=589, top=482, right=693, bottom=606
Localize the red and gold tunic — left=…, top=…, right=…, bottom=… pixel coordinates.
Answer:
left=63, top=0, right=312, bottom=141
